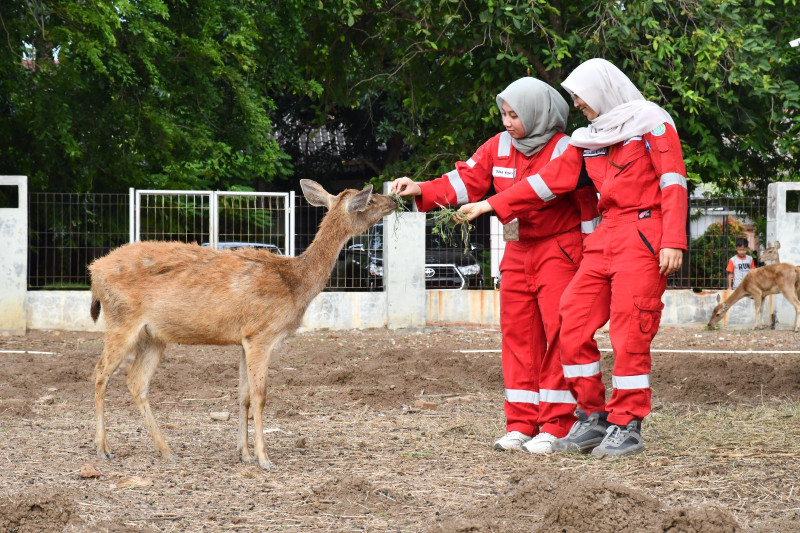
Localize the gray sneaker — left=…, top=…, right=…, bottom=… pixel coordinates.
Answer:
left=590, top=419, right=645, bottom=458
left=551, top=410, right=610, bottom=454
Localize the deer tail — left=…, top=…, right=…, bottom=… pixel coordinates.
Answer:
left=90, top=281, right=102, bottom=322
left=90, top=298, right=101, bottom=322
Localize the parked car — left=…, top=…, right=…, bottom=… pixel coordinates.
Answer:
left=334, top=221, right=484, bottom=290
left=202, top=242, right=283, bottom=255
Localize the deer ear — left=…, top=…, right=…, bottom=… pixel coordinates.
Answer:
left=301, top=180, right=332, bottom=208
left=716, top=293, right=721, bottom=303
left=776, top=241, right=781, bottom=249
left=346, top=185, right=374, bottom=213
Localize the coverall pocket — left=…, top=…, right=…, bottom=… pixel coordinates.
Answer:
left=627, top=296, right=664, bottom=353
left=555, top=231, right=582, bottom=266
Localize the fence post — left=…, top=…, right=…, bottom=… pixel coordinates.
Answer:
left=0, top=176, right=28, bottom=333
left=383, top=212, right=426, bottom=329
left=767, top=182, right=800, bottom=266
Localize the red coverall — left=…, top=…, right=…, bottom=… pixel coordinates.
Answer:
left=415, top=131, right=599, bottom=437
left=488, top=122, right=688, bottom=425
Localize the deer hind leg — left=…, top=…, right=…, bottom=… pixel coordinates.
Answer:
left=126, top=331, right=176, bottom=460
left=94, top=327, right=139, bottom=459
left=243, top=334, right=280, bottom=470
left=780, top=286, right=800, bottom=332
left=237, top=347, right=254, bottom=463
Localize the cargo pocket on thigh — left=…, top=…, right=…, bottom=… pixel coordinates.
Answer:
left=628, top=296, right=664, bottom=353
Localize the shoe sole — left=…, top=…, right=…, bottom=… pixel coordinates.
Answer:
left=590, top=445, right=645, bottom=459
left=493, top=443, right=525, bottom=451
left=551, top=438, right=604, bottom=454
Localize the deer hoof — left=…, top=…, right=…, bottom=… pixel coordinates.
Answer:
left=239, top=452, right=255, bottom=464
left=258, top=458, right=275, bottom=471
left=97, top=451, right=114, bottom=460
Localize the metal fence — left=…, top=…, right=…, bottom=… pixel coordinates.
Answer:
left=27, top=191, right=766, bottom=291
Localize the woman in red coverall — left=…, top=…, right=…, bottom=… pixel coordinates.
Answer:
left=459, top=59, right=688, bottom=458
left=391, top=77, right=599, bottom=454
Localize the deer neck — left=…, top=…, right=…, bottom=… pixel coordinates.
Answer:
left=726, top=284, right=747, bottom=306
left=297, top=212, right=353, bottom=295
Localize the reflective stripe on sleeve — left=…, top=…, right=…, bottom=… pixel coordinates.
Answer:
left=539, top=389, right=577, bottom=405
left=498, top=132, right=512, bottom=157
left=505, top=388, right=539, bottom=405
left=550, top=135, right=571, bottom=160
left=525, top=174, right=556, bottom=202
left=466, top=158, right=477, bottom=168
left=562, top=361, right=602, bottom=378
left=446, top=170, right=470, bottom=204
left=612, top=374, right=651, bottom=390
left=581, top=216, right=601, bottom=234
left=660, top=172, right=687, bottom=190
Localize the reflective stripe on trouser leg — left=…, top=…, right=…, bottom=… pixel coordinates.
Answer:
left=608, top=374, right=652, bottom=425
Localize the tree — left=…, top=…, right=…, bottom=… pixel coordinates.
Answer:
left=290, top=0, right=800, bottom=192
left=0, top=0, right=313, bottom=192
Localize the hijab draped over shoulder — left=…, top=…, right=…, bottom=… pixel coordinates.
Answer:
left=561, top=58, right=675, bottom=150
left=496, top=77, right=569, bottom=156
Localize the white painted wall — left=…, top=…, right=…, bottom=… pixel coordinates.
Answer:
left=23, top=287, right=800, bottom=332
left=0, top=176, right=28, bottom=334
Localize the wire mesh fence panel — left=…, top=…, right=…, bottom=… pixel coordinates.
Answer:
left=293, top=197, right=491, bottom=291
left=669, top=194, right=766, bottom=290
left=28, top=192, right=130, bottom=289
left=27, top=190, right=767, bottom=293
left=136, top=191, right=212, bottom=244
left=215, top=192, right=290, bottom=255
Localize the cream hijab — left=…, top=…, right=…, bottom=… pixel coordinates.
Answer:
left=561, top=58, right=675, bottom=150
left=496, top=77, right=569, bottom=156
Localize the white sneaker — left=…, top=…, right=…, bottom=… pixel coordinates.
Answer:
left=522, top=432, right=556, bottom=454
left=493, top=431, right=532, bottom=451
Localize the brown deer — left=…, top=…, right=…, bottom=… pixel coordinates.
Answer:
left=708, top=263, right=800, bottom=332
left=761, top=241, right=781, bottom=265
left=89, top=180, right=396, bottom=470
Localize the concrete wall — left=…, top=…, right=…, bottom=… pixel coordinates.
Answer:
left=23, top=287, right=800, bottom=332
left=767, top=182, right=800, bottom=265
left=0, top=176, right=28, bottom=334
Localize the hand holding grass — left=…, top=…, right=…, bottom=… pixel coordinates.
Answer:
left=458, top=200, right=493, bottom=222
left=390, top=177, right=421, bottom=197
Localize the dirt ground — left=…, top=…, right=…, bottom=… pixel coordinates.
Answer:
left=2, top=323, right=800, bottom=532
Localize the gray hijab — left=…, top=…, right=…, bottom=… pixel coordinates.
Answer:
left=496, top=77, right=569, bottom=156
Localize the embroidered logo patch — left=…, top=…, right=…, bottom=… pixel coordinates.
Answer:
left=651, top=124, right=666, bottom=136
left=638, top=209, right=651, bottom=219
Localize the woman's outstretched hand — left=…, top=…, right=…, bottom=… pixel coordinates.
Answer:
left=457, top=200, right=493, bottom=222
left=390, top=177, right=422, bottom=197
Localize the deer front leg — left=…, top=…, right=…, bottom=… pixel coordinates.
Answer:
left=237, top=347, right=254, bottom=463
left=243, top=337, right=276, bottom=470
left=752, top=295, right=765, bottom=330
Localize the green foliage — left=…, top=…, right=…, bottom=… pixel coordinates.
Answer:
left=293, top=0, right=800, bottom=195
left=1, top=0, right=798, bottom=197
left=0, top=0, right=312, bottom=193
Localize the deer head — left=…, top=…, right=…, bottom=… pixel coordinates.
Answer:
left=707, top=294, right=729, bottom=329
left=300, top=179, right=397, bottom=238
left=761, top=241, right=780, bottom=265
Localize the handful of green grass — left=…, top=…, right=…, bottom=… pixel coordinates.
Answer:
left=430, top=204, right=473, bottom=254
left=389, top=191, right=411, bottom=213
